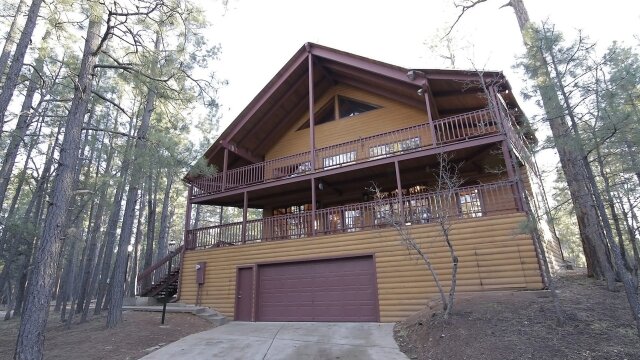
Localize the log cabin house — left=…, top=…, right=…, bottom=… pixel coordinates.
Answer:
left=137, top=43, right=563, bottom=322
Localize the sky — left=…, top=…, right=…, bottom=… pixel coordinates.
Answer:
left=198, top=0, right=640, bottom=184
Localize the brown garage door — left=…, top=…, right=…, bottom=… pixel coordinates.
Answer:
left=257, top=256, right=378, bottom=322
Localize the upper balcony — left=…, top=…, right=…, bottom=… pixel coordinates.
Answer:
left=189, top=104, right=533, bottom=202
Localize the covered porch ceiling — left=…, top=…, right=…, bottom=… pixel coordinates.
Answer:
left=190, top=43, right=528, bottom=180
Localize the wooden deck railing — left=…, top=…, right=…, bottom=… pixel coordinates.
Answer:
left=136, top=244, right=184, bottom=296
left=191, top=107, right=514, bottom=199
left=185, top=180, right=520, bottom=250
left=432, top=108, right=497, bottom=143
left=493, top=96, right=536, bottom=171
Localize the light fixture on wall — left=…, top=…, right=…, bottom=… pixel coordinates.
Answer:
left=318, top=180, right=324, bottom=191
left=417, top=88, right=424, bottom=96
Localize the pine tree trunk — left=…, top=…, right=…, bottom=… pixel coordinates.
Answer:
left=0, top=0, right=26, bottom=78
left=142, top=172, right=156, bottom=290
left=156, top=173, right=173, bottom=260
left=14, top=14, right=103, bottom=360
left=13, top=124, right=61, bottom=318
left=77, top=132, right=116, bottom=318
left=0, top=122, right=41, bottom=296
left=507, top=0, right=616, bottom=285
left=93, top=145, right=131, bottom=315
left=0, top=28, right=48, bottom=215
left=93, top=112, right=136, bottom=315
left=619, top=192, right=640, bottom=272
left=59, top=237, right=78, bottom=323
left=513, top=0, right=640, bottom=335
left=129, top=191, right=146, bottom=297
left=0, top=0, right=44, bottom=135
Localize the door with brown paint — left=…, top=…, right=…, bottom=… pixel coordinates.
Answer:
left=235, top=267, right=254, bottom=321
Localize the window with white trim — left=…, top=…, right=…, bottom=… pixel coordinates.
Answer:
left=322, top=151, right=356, bottom=169
left=369, top=137, right=420, bottom=159
left=458, top=189, right=482, bottom=218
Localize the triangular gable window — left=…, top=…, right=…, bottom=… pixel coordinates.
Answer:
left=297, top=99, right=335, bottom=130
left=338, top=96, right=379, bottom=118
left=297, top=95, right=381, bottom=131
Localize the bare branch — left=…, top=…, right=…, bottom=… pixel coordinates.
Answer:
left=445, top=0, right=490, bottom=38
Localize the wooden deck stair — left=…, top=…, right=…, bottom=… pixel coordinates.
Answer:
left=137, top=245, right=184, bottom=299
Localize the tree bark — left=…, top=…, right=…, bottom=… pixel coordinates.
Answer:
left=0, top=0, right=44, bottom=135
left=14, top=13, right=102, bottom=360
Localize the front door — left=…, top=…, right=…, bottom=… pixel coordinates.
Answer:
left=235, top=267, right=254, bottom=321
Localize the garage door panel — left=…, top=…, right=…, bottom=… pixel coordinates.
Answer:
left=257, top=256, right=378, bottom=322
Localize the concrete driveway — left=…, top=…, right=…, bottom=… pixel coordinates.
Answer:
left=140, top=321, right=408, bottom=360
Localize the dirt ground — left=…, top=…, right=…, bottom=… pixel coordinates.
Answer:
left=394, top=271, right=640, bottom=360
left=0, top=310, right=212, bottom=360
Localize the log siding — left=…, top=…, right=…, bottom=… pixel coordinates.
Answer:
left=179, top=213, right=543, bottom=322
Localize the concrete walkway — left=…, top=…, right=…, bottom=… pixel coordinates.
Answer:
left=140, top=321, right=408, bottom=360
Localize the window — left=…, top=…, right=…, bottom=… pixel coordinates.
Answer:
left=272, top=204, right=312, bottom=239
left=322, top=151, right=356, bottom=169
left=338, top=96, right=379, bottom=118
left=343, top=210, right=362, bottom=232
left=297, top=95, right=381, bottom=131
left=273, top=204, right=311, bottom=216
left=369, top=137, right=420, bottom=159
left=458, top=189, right=482, bottom=218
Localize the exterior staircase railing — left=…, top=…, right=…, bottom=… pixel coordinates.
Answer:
left=136, top=244, right=184, bottom=297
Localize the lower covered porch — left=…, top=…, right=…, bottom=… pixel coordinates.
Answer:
left=185, top=179, right=522, bottom=250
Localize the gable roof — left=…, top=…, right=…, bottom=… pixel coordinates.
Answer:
left=189, top=42, right=526, bottom=180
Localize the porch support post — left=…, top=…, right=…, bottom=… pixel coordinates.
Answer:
left=394, top=161, right=404, bottom=219
left=242, top=191, right=248, bottom=244
left=311, top=178, right=317, bottom=236
left=222, top=148, right=229, bottom=191
left=308, top=51, right=316, bottom=171
left=422, top=81, right=437, bottom=147
left=501, top=140, right=524, bottom=211
left=184, top=185, right=193, bottom=249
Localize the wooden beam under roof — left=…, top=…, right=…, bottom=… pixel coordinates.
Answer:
left=220, top=140, right=262, bottom=164
left=334, top=76, right=425, bottom=110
